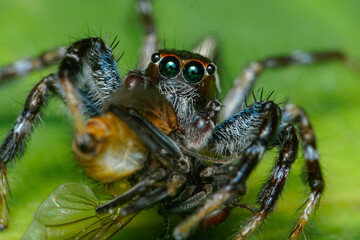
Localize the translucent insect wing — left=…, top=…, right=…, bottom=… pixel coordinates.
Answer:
left=22, top=183, right=135, bottom=240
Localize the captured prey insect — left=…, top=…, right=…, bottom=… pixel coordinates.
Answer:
left=0, top=0, right=356, bottom=239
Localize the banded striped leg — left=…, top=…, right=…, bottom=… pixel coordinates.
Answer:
left=0, top=37, right=122, bottom=229
left=173, top=101, right=281, bottom=240
left=283, top=104, right=324, bottom=239
left=220, top=51, right=347, bottom=121
left=137, top=0, right=158, bottom=68
left=235, top=123, right=299, bottom=239
left=0, top=74, right=58, bottom=229
left=0, top=47, right=67, bottom=83
left=137, top=0, right=219, bottom=68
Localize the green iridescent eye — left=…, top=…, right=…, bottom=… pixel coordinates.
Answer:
left=159, top=56, right=181, bottom=78
left=183, top=61, right=205, bottom=83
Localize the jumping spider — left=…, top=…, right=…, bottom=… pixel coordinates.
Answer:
left=0, top=0, right=355, bottom=239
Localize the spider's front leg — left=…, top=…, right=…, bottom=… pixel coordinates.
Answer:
left=137, top=0, right=219, bottom=72
left=235, top=123, right=299, bottom=239
left=137, top=0, right=158, bottom=69
left=0, top=37, right=122, bottom=230
left=0, top=73, right=59, bottom=230
left=283, top=104, right=324, bottom=239
left=174, top=100, right=282, bottom=239
left=0, top=47, right=67, bottom=83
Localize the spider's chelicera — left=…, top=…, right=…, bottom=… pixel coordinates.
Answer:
left=0, top=0, right=351, bottom=239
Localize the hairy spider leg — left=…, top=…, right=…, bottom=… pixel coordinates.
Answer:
left=235, top=123, right=299, bottom=239
left=0, top=47, right=67, bottom=83
left=192, top=37, right=221, bottom=95
left=192, top=36, right=218, bottom=62
left=137, top=0, right=158, bottom=69
left=0, top=41, right=111, bottom=227
left=0, top=74, right=59, bottom=229
left=0, top=37, right=122, bottom=229
left=220, top=51, right=347, bottom=121
left=137, top=0, right=220, bottom=80
left=173, top=101, right=281, bottom=239
left=283, top=104, right=325, bottom=239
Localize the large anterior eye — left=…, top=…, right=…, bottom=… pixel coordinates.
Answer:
left=183, top=61, right=205, bottom=83
left=159, top=56, right=181, bottom=78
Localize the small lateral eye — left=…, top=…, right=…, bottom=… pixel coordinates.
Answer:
left=151, top=53, right=161, bottom=63
left=159, top=56, right=181, bottom=78
left=183, top=61, right=205, bottom=83
left=206, top=64, right=216, bottom=75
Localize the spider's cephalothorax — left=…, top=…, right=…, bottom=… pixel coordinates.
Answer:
left=146, top=50, right=219, bottom=114
left=145, top=50, right=221, bottom=150
left=0, top=0, right=352, bottom=239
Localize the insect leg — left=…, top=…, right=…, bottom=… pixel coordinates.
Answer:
left=109, top=106, right=182, bottom=160
left=159, top=213, right=170, bottom=240
left=0, top=47, right=67, bottom=83
left=95, top=169, right=167, bottom=214
left=167, top=191, right=210, bottom=214
left=137, top=0, right=158, bottom=69
left=119, top=187, right=170, bottom=216
left=220, top=51, right=348, bottom=121
left=60, top=73, right=87, bottom=133
left=118, top=174, right=186, bottom=217
left=174, top=101, right=281, bottom=239
left=0, top=73, right=59, bottom=229
left=283, top=104, right=325, bottom=239
left=235, top=123, right=299, bottom=239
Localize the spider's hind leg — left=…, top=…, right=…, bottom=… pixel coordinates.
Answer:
left=137, top=0, right=158, bottom=68
left=0, top=46, right=67, bottom=84
left=235, top=123, right=299, bottom=239
left=174, top=101, right=282, bottom=239
left=283, top=104, right=324, bottom=239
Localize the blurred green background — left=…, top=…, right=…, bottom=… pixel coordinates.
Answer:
left=0, top=0, right=359, bottom=239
